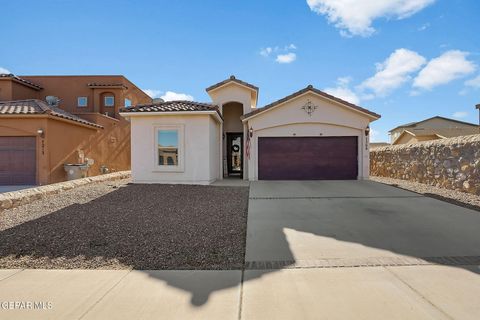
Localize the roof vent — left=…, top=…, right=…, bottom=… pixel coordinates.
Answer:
left=229, top=75, right=236, bottom=80
left=45, top=96, right=61, bottom=107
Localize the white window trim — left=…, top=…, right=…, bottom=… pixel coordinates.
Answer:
left=153, top=124, right=185, bottom=172
left=78, top=97, right=88, bottom=107
left=104, top=96, right=115, bottom=107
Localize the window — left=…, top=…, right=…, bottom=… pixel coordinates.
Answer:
left=124, top=98, right=132, bottom=108
left=155, top=125, right=184, bottom=171
left=158, top=130, right=178, bottom=166
left=78, top=97, right=88, bottom=107
left=104, top=96, right=115, bottom=107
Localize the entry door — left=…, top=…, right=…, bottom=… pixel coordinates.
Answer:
left=226, top=133, right=243, bottom=177
left=0, top=136, right=37, bottom=185
left=258, top=136, right=358, bottom=180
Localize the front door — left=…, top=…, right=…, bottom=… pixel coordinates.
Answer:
left=226, top=133, right=243, bottom=177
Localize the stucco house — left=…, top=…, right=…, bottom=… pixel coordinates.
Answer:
left=389, top=116, right=479, bottom=145
left=120, top=76, right=381, bottom=184
left=0, top=74, right=151, bottom=185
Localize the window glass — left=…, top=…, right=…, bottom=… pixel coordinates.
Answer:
left=78, top=97, right=88, bottom=107
left=104, top=96, right=115, bottom=107
left=158, top=130, right=178, bottom=166
left=124, top=98, right=132, bottom=107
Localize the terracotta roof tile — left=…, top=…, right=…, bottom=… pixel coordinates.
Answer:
left=120, top=100, right=222, bottom=118
left=206, top=75, right=258, bottom=93
left=241, top=85, right=381, bottom=120
left=0, top=99, right=103, bottom=129
left=0, top=74, right=43, bottom=90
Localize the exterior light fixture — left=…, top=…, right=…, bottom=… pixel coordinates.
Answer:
left=249, top=127, right=253, bottom=138
left=37, top=128, right=45, bottom=138
left=365, top=126, right=370, bottom=136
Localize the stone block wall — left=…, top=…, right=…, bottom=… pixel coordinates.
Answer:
left=370, top=134, right=480, bottom=195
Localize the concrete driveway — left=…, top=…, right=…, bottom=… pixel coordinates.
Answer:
left=242, top=180, right=480, bottom=319
left=1, top=180, right=480, bottom=320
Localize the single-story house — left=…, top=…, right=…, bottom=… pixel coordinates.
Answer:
left=120, top=76, right=381, bottom=184
left=389, top=116, right=479, bottom=145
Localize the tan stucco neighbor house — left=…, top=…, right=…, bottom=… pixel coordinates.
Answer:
left=389, top=116, right=479, bottom=145
left=120, top=76, right=381, bottom=184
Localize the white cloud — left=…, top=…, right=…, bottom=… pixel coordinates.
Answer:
left=260, top=44, right=297, bottom=62
left=465, top=75, right=480, bottom=89
left=452, top=111, right=468, bottom=119
left=306, top=0, right=435, bottom=37
left=324, top=77, right=360, bottom=105
left=260, top=47, right=273, bottom=57
left=359, top=48, right=426, bottom=96
left=418, top=22, right=430, bottom=31
left=0, top=67, right=11, bottom=74
left=143, top=89, right=162, bottom=98
left=276, top=52, right=297, bottom=64
left=413, top=50, right=476, bottom=90
left=160, top=91, right=194, bottom=101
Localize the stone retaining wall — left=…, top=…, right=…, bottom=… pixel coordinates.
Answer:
left=0, top=171, right=131, bottom=211
left=370, top=134, right=480, bottom=195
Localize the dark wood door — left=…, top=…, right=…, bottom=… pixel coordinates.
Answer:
left=0, top=137, right=36, bottom=185
left=258, top=136, right=358, bottom=180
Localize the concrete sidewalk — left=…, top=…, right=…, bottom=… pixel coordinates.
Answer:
left=0, top=265, right=479, bottom=319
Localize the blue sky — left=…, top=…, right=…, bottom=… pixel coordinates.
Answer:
left=1, top=0, right=479, bottom=142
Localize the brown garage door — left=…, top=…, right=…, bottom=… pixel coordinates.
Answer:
left=0, top=137, right=36, bottom=185
left=258, top=136, right=358, bottom=180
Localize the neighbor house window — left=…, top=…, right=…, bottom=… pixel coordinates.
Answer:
left=124, top=98, right=132, bottom=107
left=155, top=125, right=184, bottom=172
left=78, top=97, right=88, bottom=107
left=104, top=96, right=115, bottom=107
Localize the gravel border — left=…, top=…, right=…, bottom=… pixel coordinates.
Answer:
left=0, top=171, right=131, bottom=211
left=0, top=181, right=249, bottom=270
left=371, top=176, right=480, bottom=212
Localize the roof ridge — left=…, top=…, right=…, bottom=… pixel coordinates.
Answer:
left=206, top=75, right=259, bottom=92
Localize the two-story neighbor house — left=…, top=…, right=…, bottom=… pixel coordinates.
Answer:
left=389, top=116, right=479, bottom=145
left=121, top=76, right=380, bottom=184
left=0, top=74, right=151, bottom=185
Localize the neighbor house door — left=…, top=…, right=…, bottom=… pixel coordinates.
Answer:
left=226, top=133, right=243, bottom=177
left=0, top=136, right=37, bottom=185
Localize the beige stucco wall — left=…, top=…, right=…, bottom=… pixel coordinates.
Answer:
left=244, top=92, right=372, bottom=180
left=129, top=114, right=220, bottom=184
left=208, top=84, right=255, bottom=114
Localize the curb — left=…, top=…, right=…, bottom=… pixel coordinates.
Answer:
left=0, top=171, right=131, bottom=211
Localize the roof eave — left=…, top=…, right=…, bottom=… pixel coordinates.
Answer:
left=120, top=110, right=223, bottom=123
left=242, top=89, right=381, bottom=122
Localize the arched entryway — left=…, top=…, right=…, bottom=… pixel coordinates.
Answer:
left=222, top=102, right=244, bottom=178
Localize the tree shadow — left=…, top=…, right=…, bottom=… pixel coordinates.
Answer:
left=1, top=181, right=480, bottom=307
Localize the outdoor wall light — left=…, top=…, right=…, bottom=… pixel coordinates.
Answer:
left=249, top=127, right=253, bottom=138
left=37, top=128, right=45, bottom=138
left=365, top=126, right=370, bottom=136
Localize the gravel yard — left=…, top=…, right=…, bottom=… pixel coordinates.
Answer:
left=371, top=176, right=480, bottom=212
left=0, top=180, right=249, bottom=270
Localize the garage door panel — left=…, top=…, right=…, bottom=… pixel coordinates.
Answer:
left=0, top=137, right=36, bottom=185
left=258, top=136, right=358, bottom=180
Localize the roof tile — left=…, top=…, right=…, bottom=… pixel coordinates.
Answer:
left=0, top=99, right=103, bottom=128
left=120, top=100, right=222, bottom=118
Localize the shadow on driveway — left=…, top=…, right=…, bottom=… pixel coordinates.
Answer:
left=1, top=180, right=480, bottom=306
